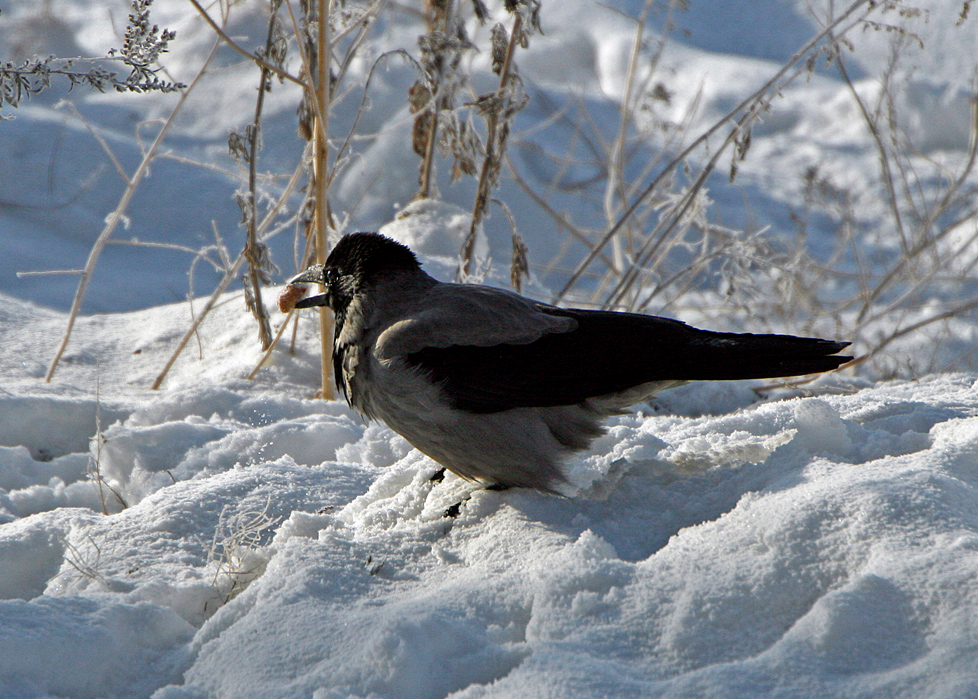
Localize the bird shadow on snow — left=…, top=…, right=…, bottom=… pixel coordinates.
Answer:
left=501, top=452, right=788, bottom=564
left=489, top=397, right=795, bottom=562
left=485, top=381, right=971, bottom=564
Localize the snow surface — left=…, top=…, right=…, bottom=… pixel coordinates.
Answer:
left=5, top=281, right=978, bottom=698
left=3, top=0, right=978, bottom=697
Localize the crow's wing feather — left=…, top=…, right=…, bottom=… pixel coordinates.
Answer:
left=373, top=283, right=576, bottom=360
left=401, top=307, right=851, bottom=413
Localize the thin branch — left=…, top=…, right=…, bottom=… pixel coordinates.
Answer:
left=504, top=151, right=616, bottom=270
left=151, top=151, right=308, bottom=389
left=246, top=308, right=298, bottom=380
left=416, top=0, right=460, bottom=199
left=862, top=296, right=978, bottom=364
left=46, top=40, right=221, bottom=383
left=240, top=5, right=281, bottom=350
left=151, top=250, right=249, bottom=390
left=461, top=13, right=523, bottom=277
left=836, top=52, right=909, bottom=261
left=186, top=0, right=308, bottom=88
left=282, top=0, right=329, bottom=142
left=58, top=101, right=131, bottom=184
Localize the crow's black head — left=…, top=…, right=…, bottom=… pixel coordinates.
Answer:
left=288, top=232, right=420, bottom=313
left=326, top=232, right=420, bottom=283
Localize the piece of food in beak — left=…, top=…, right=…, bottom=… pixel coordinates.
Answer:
left=277, top=283, right=309, bottom=313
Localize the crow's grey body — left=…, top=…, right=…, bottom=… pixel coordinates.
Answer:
left=291, top=232, right=851, bottom=492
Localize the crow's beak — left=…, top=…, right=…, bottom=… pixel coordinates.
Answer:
left=289, top=264, right=326, bottom=285
left=288, top=265, right=330, bottom=309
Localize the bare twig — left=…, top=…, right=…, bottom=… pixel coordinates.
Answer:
left=504, top=151, right=617, bottom=271
left=151, top=154, right=308, bottom=389
left=238, top=3, right=284, bottom=350
left=416, top=1, right=457, bottom=198
left=314, top=0, right=337, bottom=399
left=460, top=13, right=523, bottom=277
left=246, top=308, right=299, bottom=380
left=862, top=296, right=978, bottom=363
left=58, top=101, right=130, bottom=184
left=835, top=52, right=910, bottom=261
left=186, top=0, right=307, bottom=88
left=151, top=249, right=248, bottom=390
left=46, top=40, right=221, bottom=383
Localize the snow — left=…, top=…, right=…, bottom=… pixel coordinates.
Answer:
left=4, top=317, right=978, bottom=697
left=3, top=0, right=978, bottom=697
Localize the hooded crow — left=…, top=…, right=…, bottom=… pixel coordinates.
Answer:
left=288, top=232, right=851, bottom=492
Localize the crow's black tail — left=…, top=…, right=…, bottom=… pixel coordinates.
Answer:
left=677, top=330, right=852, bottom=381
left=544, top=308, right=853, bottom=389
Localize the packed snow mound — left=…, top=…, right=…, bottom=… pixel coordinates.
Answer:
left=2, top=291, right=978, bottom=698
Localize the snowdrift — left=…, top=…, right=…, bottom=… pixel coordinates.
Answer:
left=2, top=289, right=978, bottom=698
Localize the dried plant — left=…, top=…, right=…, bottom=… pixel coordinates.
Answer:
left=206, top=499, right=279, bottom=607
left=185, top=0, right=388, bottom=396
left=59, top=536, right=110, bottom=588
left=0, top=0, right=182, bottom=115
left=227, top=0, right=292, bottom=351
left=45, top=42, right=219, bottom=384
left=545, top=0, right=884, bottom=311
left=410, top=0, right=483, bottom=198
left=779, top=32, right=978, bottom=376
left=405, top=1, right=540, bottom=281
left=458, top=0, right=539, bottom=279
left=88, top=367, right=128, bottom=515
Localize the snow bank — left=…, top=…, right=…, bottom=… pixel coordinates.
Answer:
left=2, top=290, right=978, bottom=698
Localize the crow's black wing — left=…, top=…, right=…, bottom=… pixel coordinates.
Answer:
left=403, top=308, right=851, bottom=414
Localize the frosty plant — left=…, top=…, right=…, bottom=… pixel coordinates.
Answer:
left=410, top=0, right=482, bottom=199
left=207, top=499, right=279, bottom=608
left=31, top=0, right=203, bottom=385
left=781, top=24, right=978, bottom=376
left=461, top=0, right=539, bottom=281
left=0, top=0, right=183, bottom=116
left=193, top=0, right=544, bottom=392
left=407, top=0, right=541, bottom=283
left=110, top=0, right=407, bottom=394
left=7, top=0, right=305, bottom=389
left=89, top=370, right=128, bottom=515
left=545, top=0, right=888, bottom=312
left=32, top=0, right=552, bottom=395
left=182, top=0, right=401, bottom=398
left=225, top=0, right=291, bottom=352
left=60, top=536, right=109, bottom=589
left=30, top=0, right=365, bottom=390
left=650, top=2, right=978, bottom=376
